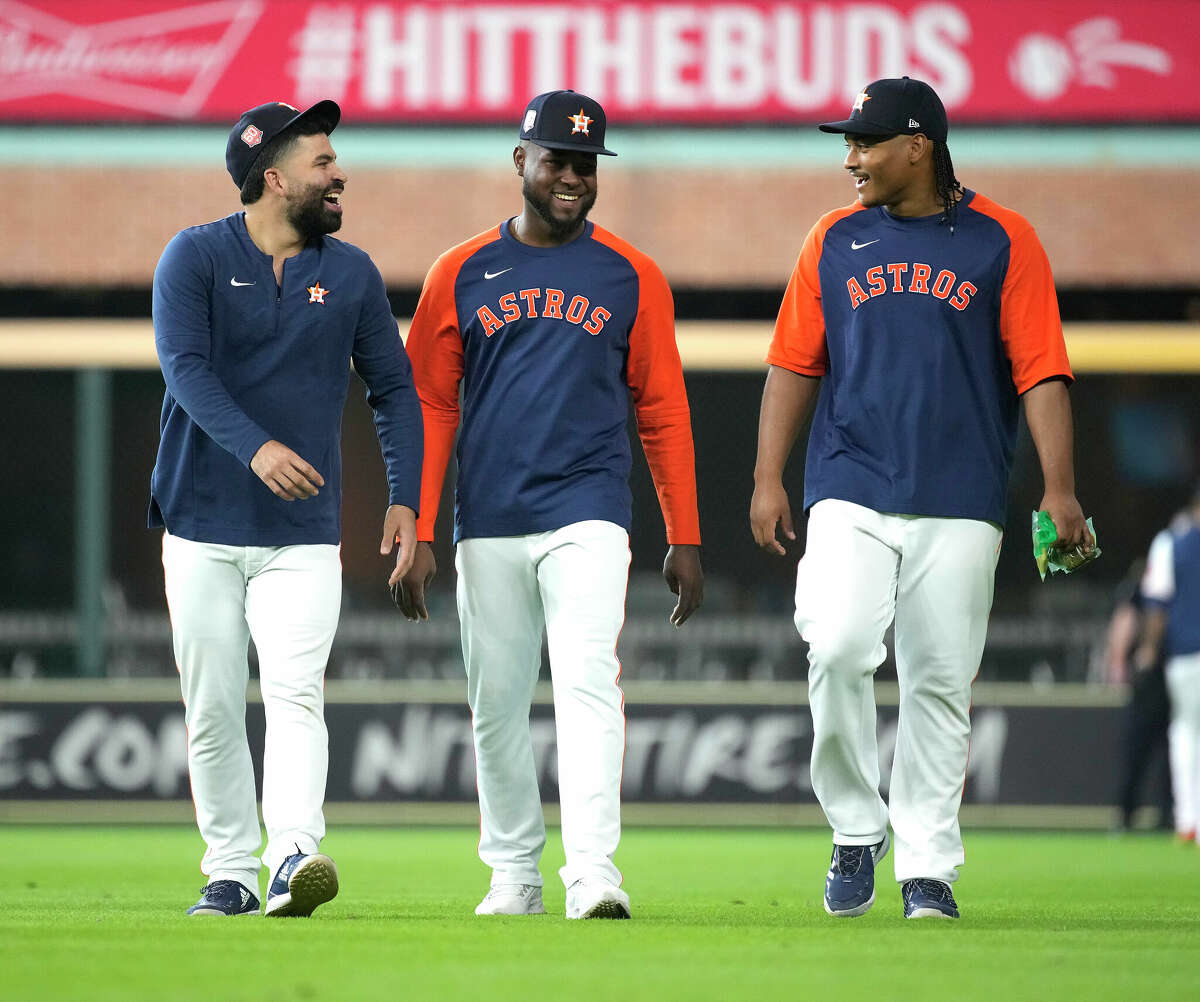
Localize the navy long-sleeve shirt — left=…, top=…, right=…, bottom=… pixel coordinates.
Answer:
left=149, top=212, right=422, bottom=546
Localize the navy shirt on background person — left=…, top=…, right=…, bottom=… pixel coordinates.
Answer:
left=1144, top=520, right=1200, bottom=658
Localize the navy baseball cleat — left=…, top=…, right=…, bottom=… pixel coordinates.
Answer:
left=264, top=848, right=339, bottom=918
left=824, top=831, right=890, bottom=917
left=902, top=878, right=960, bottom=919
left=187, top=880, right=259, bottom=916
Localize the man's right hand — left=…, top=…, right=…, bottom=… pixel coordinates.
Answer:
left=393, top=541, right=437, bottom=621
left=250, top=440, right=324, bottom=500
left=750, top=479, right=796, bottom=555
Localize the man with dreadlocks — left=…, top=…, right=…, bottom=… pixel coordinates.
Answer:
left=750, top=77, right=1092, bottom=920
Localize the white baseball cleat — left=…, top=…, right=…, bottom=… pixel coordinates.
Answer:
left=565, top=879, right=631, bottom=919
left=475, top=884, right=546, bottom=915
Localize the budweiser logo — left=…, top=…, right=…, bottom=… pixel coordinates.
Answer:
left=0, top=0, right=264, bottom=117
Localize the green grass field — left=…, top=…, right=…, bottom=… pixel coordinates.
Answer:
left=1, top=825, right=1198, bottom=1000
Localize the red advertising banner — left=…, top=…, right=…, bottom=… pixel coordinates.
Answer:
left=0, top=0, right=1192, bottom=124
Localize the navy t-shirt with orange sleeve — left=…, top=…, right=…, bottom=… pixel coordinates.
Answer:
left=767, top=190, right=1073, bottom=525
left=406, top=218, right=700, bottom=546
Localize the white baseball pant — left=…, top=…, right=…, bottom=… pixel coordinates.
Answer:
left=456, top=520, right=630, bottom=890
left=162, top=532, right=341, bottom=891
left=1165, top=651, right=1200, bottom=838
left=795, top=499, right=1002, bottom=883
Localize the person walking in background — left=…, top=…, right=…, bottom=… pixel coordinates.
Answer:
left=149, top=100, right=423, bottom=916
left=1105, top=559, right=1173, bottom=832
left=750, top=77, right=1092, bottom=920
left=1136, top=486, right=1200, bottom=842
left=394, top=90, right=704, bottom=920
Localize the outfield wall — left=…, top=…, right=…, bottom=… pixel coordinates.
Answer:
left=10, top=162, right=1198, bottom=288
left=0, top=680, right=1136, bottom=828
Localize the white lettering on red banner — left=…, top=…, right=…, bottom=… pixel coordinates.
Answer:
left=0, top=1, right=1189, bottom=122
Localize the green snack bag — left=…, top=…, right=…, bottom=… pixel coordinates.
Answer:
left=1031, top=511, right=1101, bottom=581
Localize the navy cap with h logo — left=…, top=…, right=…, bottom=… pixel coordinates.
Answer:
left=519, top=90, right=617, bottom=156
left=225, top=99, right=341, bottom=188
left=818, top=77, right=948, bottom=142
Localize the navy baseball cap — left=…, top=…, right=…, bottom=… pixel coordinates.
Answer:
left=818, top=77, right=948, bottom=142
left=519, top=90, right=616, bottom=156
left=225, top=99, right=341, bottom=188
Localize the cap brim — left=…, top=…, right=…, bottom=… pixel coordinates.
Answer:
left=530, top=138, right=617, bottom=157
left=817, top=119, right=897, bottom=136
left=292, top=99, right=341, bottom=137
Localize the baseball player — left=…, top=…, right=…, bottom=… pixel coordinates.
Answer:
left=1136, top=487, right=1200, bottom=842
left=394, top=90, right=704, bottom=919
left=150, top=100, right=423, bottom=917
left=749, top=77, right=1092, bottom=919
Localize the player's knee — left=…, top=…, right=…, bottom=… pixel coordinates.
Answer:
left=469, top=679, right=529, bottom=720
left=901, top=676, right=972, bottom=731
left=906, top=659, right=973, bottom=701
left=260, top=674, right=324, bottom=715
left=803, top=618, right=885, bottom=674
left=186, top=712, right=241, bottom=755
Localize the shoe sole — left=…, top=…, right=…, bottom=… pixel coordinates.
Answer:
left=905, top=907, right=958, bottom=920
left=187, top=907, right=258, bottom=917
left=265, top=854, right=339, bottom=918
left=475, top=898, right=547, bottom=916
left=575, top=898, right=631, bottom=920
left=824, top=889, right=875, bottom=918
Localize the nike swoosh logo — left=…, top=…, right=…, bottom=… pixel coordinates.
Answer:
left=850, top=239, right=880, bottom=250
left=230, top=278, right=255, bottom=286
left=484, top=268, right=513, bottom=280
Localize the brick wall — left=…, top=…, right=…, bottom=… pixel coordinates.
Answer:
left=17, top=166, right=1195, bottom=287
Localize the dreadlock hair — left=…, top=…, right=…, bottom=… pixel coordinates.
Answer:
left=933, top=140, right=963, bottom=234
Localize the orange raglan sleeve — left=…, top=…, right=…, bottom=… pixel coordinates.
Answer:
left=765, top=215, right=835, bottom=375
left=615, top=245, right=701, bottom=546
left=995, top=217, right=1073, bottom=393
left=405, top=251, right=466, bottom=543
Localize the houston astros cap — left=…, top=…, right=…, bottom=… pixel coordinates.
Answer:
left=519, top=90, right=616, bottom=156
left=818, top=76, right=948, bottom=142
left=225, top=99, right=341, bottom=188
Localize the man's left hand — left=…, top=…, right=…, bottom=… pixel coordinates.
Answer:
left=381, top=505, right=418, bottom=585
left=663, top=544, right=704, bottom=627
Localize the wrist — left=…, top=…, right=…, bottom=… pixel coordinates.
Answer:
left=753, top=468, right=784, bottom=485
left=1040, top=485, right=1076, bottom=503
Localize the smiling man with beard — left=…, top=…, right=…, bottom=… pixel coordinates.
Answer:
left=149, top=100, right=423, bottom=918
left=395, top=89, right=704, bottom=920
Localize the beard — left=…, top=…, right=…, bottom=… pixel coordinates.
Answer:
left=286, top=183, right=343, bottom=238
left=522, top=176, right=596, bottom=239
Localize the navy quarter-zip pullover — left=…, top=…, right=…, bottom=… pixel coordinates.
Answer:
left=149, top=212, right=422, bottom=546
